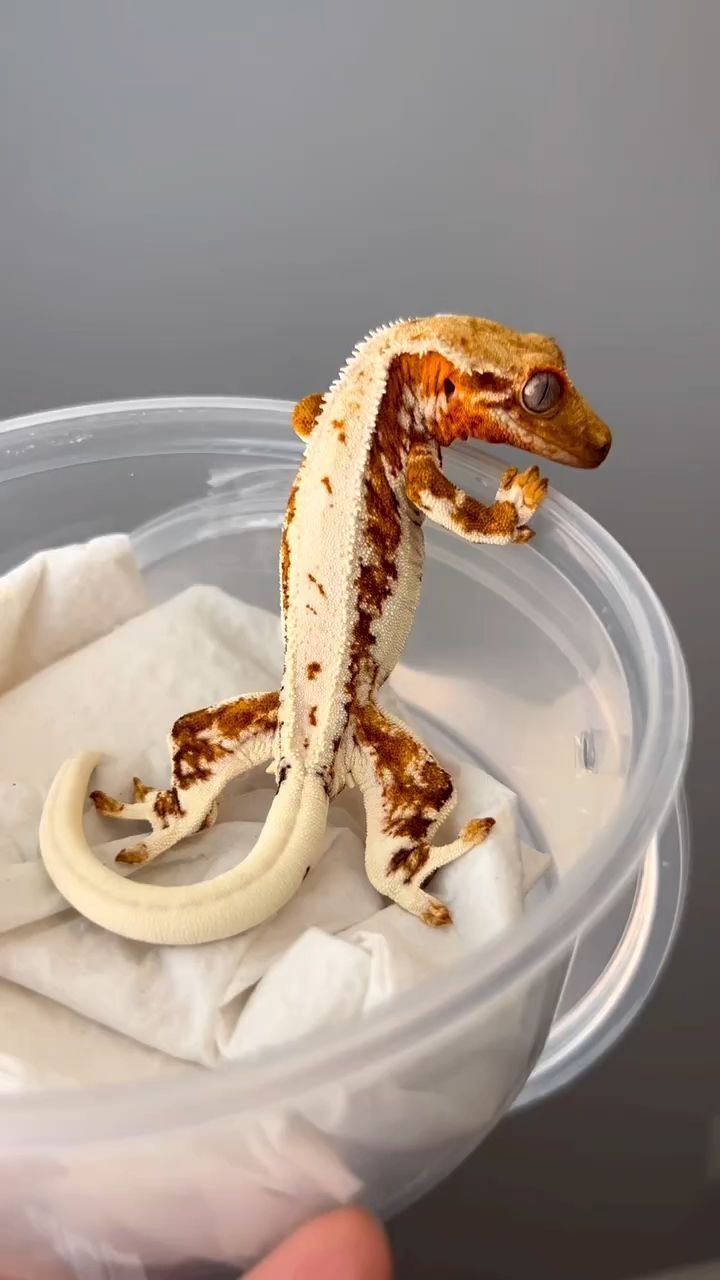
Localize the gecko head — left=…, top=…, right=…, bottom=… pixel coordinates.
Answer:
left=409, top=316, right=612, bottom=469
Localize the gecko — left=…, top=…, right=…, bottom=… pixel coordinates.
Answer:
left=38, top=315, right=612, bottom=946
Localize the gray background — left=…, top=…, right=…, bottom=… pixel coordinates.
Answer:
left=1, top=1, right=718, bottom=1276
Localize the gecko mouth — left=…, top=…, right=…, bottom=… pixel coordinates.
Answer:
left=495, top=412, right=611, bottom=469
left=540, top=435, right=611, bottom=469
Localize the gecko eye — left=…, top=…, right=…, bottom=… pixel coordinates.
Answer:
left=521, top=370, right=563, bottom=414
left=443, top=378, right=455, bottom=400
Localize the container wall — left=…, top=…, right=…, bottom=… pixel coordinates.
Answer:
left=0, top=957, right=565, bottom=1273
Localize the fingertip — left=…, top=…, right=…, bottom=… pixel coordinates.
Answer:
left=247, top=1206, right=393, bottom=1279
left=330, top=1207, right=394, bottom=1278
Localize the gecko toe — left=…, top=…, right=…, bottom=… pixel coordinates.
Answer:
left=116, top=844, right=149, bottom=866
left=421, top=898, right=453, bottom=928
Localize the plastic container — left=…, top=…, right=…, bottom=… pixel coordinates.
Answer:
left=0, top=398, right=690, bottom=1274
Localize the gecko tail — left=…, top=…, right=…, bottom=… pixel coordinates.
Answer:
left=38, top=753, right=329, bottom=945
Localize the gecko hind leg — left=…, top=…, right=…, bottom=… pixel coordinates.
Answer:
left=91, top=691, right=279, bottom=867
left=350, top=702, right=495, bottom=926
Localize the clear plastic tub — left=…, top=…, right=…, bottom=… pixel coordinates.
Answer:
left=0, top=398, right=690, bottom=1274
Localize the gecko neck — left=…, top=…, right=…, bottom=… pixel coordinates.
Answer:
left=378, top=353, right=452, bottom=453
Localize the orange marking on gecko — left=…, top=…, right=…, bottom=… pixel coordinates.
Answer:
left=308, top=573, right=326, bottom=597
left=389, top=842, right=431, bottom=880
left=280, top=475, right=300, bottom=615
left=343, top=386, right=405, bottom=711
left=116, top=845, right=149, bottom=866
left=170, top=692, right=278, bottom=789
left=354, top=702, right=455, bottom=872
left=308, top=706, right=318, bottom=726
left=422, top=901, right=453, bottom=928
left=406, top=452, right=518, bottom=538
left=153, top=788, right=184, bottom=826
left=90, top=790, right=124, bottom=815
left=321, top=475, right=333, bottom=494
left=307, top=662, right=321, bottom=680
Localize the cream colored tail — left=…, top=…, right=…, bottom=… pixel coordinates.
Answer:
left=39, top=754, right=329, bottom=945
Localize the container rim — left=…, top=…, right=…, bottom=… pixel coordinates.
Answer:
left=0, top=396, right=691, bottom=1148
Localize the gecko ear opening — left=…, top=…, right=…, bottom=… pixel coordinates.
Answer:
left=443, top=378, right=455, bottom=400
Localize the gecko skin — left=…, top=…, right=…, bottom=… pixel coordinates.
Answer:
left=39, top=316, right=611, bottom=945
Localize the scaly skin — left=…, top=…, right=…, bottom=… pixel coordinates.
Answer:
left=38, top=316, right=611, bottom=945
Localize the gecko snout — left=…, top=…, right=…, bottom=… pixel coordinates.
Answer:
left=571, top=412, right=612, bottom=468
left=590, top=435, right=611, bottom=466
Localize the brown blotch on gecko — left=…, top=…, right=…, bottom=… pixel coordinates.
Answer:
left=90, top=790, right=125, bottom=815
left=343, top=408, right=404, bottom=712
left=171, top=692, right=278, bottom=789
left=355, top=703, right=453, bottom=846
left=308, top=573, right=326, bottom=597
left=280, top=475, right=301, bottom=615
left=407, top=451, right=518, bottom=539
left=153, top=788, right=184, bottom=826
left=388, top=842, right=431, bottom=882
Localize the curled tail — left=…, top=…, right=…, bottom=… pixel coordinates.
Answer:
left=39, top=755, right=329, bottom=945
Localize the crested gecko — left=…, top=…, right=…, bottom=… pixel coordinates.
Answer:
left=39, top=315, right=611, bottom=945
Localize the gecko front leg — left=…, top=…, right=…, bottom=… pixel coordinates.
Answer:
left=291, top=393, right=325, bottom=440
left=406, top=444, right=548, bottom=544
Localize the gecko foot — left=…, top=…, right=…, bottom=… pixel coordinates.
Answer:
left=91, top=780, right=193, bottom=867
left=373, top=817, right=497, bottom=928
left=421, top=897, right=453, bottom=928
left=116, top=843, right=150, bottom=866
left=113, top=791, right=219, bottom=866
left=497, top=464, right=549, bottom=534
left=419, top=816, right=496, bottom=884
